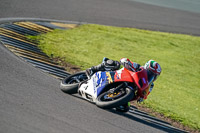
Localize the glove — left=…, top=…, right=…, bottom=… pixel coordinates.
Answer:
left=120, top=58, right=129, bottom=66
left=120, top=58, right=140, bottom=72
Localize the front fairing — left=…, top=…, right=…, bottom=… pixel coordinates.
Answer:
left=92, top=69, right=135, bottom=96
left=79, top=68, right=135, bottom=100
left=79, top=71, right=112, bottom=100
left=114, top=68, right=134, bottom=83
left=93, top=68, right=136, bottom=95
left=114, top=67, right=151, bottom=98
left=132, top=67, right=150, bottom=98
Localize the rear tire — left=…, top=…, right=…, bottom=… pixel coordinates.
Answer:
left=60, top=71, right=88, bottom=94
left=96, top=87, right=134, bottom=109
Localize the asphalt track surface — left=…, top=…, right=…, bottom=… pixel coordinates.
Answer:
left=130, top=0, right=200, bottom=14
left=1, top=0, right=199, bottom=133
left=0, top=0, right=200, bottom=36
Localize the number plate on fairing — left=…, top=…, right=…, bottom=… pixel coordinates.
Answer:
left=79, top=71, right=108, bottom=102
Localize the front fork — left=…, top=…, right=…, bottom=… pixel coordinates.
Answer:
left=108, top=82, right=129, bottom=94
left=109, top=82, right=136, bottom=101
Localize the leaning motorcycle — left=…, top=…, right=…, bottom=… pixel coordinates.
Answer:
left=60, top=66, right=154, bottom=109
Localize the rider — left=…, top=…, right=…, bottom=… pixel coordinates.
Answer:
left=86, top=57, right=161, bottom=112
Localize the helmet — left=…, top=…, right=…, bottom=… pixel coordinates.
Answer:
left=144, top=60, right=161, bottom=81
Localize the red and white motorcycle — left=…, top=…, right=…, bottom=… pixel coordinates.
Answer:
left=60, top=65, right=154, bottom=109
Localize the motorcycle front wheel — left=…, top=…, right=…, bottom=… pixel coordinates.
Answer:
left=60, top=71, right=88, bottom=94
left=96, top=86, right=134, bottom=109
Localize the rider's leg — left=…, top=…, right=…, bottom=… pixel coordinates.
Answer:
left=86, top=59, right=120, bottom=78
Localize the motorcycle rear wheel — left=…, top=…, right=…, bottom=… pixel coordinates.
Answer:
left=96, top=86, right=134, bottom=109
left=60, top=71, right=88, bottom=94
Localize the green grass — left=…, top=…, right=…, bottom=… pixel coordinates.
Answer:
left=29, top=24, right=200, bottom=130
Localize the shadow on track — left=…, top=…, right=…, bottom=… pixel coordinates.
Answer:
left=71, top=94, right=187, bottom=133
left=108, top=109, right=187, bottom=133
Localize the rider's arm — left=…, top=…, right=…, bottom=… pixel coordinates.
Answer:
left=120, top=58, right=140, bottom=71
left=149, top=83, right=154, bottom=93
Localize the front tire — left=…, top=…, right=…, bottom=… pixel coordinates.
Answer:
left=60, top=71, right=88, bottom=94
left=96, top=87, right=134, bottom=109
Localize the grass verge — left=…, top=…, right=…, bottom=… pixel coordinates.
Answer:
left=29, top=24, right=200, bottom=130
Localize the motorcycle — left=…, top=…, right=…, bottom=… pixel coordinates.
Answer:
left=60, top=64, right=154, bottom=109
